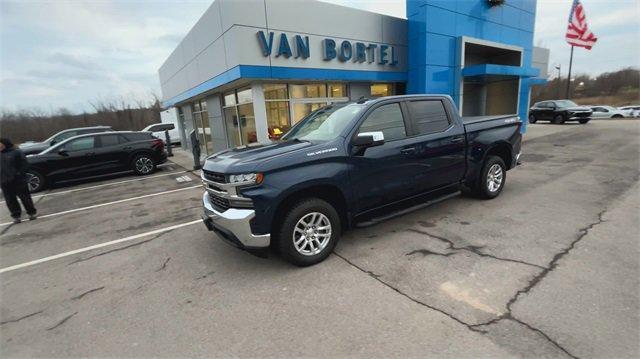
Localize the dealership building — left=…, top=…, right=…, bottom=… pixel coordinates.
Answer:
left=158, top=0, right=547, bottom=155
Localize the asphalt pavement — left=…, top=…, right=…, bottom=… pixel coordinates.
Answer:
left=0, top=120, right=638, bottom=358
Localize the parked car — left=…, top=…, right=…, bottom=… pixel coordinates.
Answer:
left=528, top=100, right=592, bottom=124
left=25, top=131, right=167, bottom=192
left=200, top=95, right=522, bottom=266
left=589, top=106, right=627, bottom=119
left=19, top=126, right=112, bottom=155
left=618, top=105, right=640, bottom=117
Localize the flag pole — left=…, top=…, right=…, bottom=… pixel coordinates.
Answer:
left=565, top=45, right=574, bottom=99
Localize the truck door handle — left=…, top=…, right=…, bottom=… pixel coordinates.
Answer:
left=85, top=152, right=95, bottom=156
left=123, top=146, right=132, bottom=150
left=400, top=147, right=416, bottom=155
left=450, top=136, right=464, bottom=143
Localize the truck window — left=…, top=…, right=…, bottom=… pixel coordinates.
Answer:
left=358, top=103, right=406, bottom=141
left=407, top=100, right=450, bottom=135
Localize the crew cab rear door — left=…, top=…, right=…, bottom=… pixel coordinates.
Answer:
left=403, top=98, right=466, bottom=192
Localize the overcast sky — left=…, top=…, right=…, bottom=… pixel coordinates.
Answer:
left=1, top=0, right=638, bottom=114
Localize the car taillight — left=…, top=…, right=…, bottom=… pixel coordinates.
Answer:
left=152, top=138, right=164, bottom=149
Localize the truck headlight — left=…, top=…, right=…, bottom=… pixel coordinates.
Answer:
left=229, top=173, right=264, bottom=184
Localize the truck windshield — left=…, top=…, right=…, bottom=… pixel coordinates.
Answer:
left=282, top=104, right=365, bottom=142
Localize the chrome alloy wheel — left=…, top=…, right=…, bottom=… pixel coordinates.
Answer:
left=135, top=157, right=154, bottom=174
left=486, top=163, right=504, bottom=193
left=292, top=212, right=332, bottom=256
left=26, top=173, right=40, bottom=192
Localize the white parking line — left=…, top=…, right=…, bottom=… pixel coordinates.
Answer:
left=0, top=185, right=201, bottom=227
left=0, top=170, right=189, bottom=204
left=0, top=219, right=202, bottom=274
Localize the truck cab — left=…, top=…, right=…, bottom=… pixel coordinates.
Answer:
left=201, top=95, right=522, bottom=266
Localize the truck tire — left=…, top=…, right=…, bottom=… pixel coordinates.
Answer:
left=552, top=114, right=565, bottom=124
left=131, top=154, right=156, bottom=175
left=276, top=198, right=341, bottom=266
left=528, top=114, right=537, bottom=124
left=475, top=156, right=506, bottom=199
left=26, top=170, right=45, bottom=193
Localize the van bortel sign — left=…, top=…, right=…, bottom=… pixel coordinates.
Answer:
left=256, top=31, right=398, bottom=66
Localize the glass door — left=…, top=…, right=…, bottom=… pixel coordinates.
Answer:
left=192, top=99, right=211, bottom=155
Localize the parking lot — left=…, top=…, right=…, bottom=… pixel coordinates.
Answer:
left=1, top=120, right=638, bottom=357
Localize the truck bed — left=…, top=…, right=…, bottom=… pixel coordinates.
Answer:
left=462, top=114, right=518, bottom=124
left=462, top=114, right=520, bottom=134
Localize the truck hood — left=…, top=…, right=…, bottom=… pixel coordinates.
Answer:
left=20, top=142, right=49, bottom=155
left=203, top=140, right=319, bottom=173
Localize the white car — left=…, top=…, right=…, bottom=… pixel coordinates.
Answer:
left=618, top=105, right=640, bottom=118
left=589, top=106, right=627, bottom=119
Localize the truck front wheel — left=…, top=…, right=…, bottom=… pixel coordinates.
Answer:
left=276, top=198, right=341, bottom=266
left=474, top=156, right=506, bottom=199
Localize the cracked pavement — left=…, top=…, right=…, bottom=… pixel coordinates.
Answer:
left=1, top=121, right=639, bottom=357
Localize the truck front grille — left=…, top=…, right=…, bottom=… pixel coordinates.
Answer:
left=203, top=170, right=226, bottom=183
left=209, top=193, right=230, bottom=212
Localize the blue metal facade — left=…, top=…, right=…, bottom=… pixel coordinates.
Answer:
left=407, top=0, right=538, bottom=131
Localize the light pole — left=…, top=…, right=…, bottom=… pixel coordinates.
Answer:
left=554, top=64, right=561, bottom=99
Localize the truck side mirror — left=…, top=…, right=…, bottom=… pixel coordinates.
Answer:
left=354, top=131, right=385, bottom=147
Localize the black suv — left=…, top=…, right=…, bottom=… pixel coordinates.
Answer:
left=20, top=126, right=113, bottom=155
left=528, top=100, right=592, bottom=124
left=25, top=131, right=167, bottom=192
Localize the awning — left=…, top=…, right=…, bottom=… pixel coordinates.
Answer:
left=462, top=64, right=540, bottom=78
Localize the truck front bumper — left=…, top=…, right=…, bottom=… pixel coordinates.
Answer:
left=201, top=193, right=271, bottom=249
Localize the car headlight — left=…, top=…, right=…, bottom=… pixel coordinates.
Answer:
left=228, top=173, right=264, bottom=185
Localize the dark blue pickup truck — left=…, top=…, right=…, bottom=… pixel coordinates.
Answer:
left=201, top=95, right=522, bottom=266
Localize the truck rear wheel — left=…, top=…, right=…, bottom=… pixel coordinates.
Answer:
left=276, top=198, right=341, bottom=266
left=473, top=156, right=506, bottom=199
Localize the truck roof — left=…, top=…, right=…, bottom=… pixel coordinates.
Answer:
left=356, top=94, right=453, bottom=105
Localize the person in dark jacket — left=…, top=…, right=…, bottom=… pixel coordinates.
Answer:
left=1, top=138, right=37, bottom=223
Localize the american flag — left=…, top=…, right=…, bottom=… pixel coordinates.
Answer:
left=565, top=0, right=598, bottom=49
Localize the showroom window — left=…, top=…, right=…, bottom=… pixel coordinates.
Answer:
left=263, top=83, right=349, bottom=140
left=223, top=88, right=257, bottom=146
left=192, top=99, right=211, bottom=155
left=265, top=84, right=291, bottom=140
left=371, top=83, right=393, bottom=97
